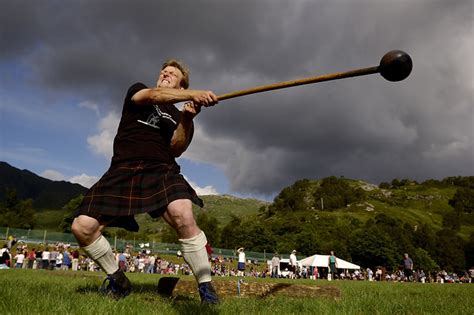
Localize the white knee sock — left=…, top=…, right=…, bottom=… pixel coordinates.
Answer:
left=82, top=235, right=118, bottom=275
left=179, top=231, right=212, bottom=284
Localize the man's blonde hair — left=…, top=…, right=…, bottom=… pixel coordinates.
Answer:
left=161, top=59, right=190, bottom=89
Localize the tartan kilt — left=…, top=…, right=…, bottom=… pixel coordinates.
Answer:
left=74, top=160, right=203, bottom=232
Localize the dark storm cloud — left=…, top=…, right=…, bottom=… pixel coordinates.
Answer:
left=2, top=0, right=472, bottom=196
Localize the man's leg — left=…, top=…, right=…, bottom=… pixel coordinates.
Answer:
left=163, top=199, right=218, bottom=304
left=71, top=215, right=131, bottom=297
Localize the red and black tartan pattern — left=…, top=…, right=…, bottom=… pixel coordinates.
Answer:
left=74, top=160, right=203, bottom=232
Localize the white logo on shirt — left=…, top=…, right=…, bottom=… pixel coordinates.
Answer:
left=137, top=105, right=176, bottom=129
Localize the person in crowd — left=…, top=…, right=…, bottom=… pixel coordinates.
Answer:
left=271, top=252, right=280, bottom=278
left=71, top=249, right=79, bottom=271
left=62, top=249, right=72, bottom=270
left=367, top=267, right=373, bottom=281
left=7, top=235, right=17, bottom=250
left=41, top=247, right=50, bottom=270
left=289, top=250, right=298, bottom=279
left=375, top=267, right=382, bottom=281
left=0, top=245, right=11, bottom=269
left=49, top=247, right=59, bottom=270
left=27, top=248, right=36, bottom=269
left=160, top=258, right=168, bottom=274
left=237, top=247, right=246, bottom=277
left=35, top=247, right=43, bottom=270
left=328, top=251, right=338, bottom=280
left=56, top=251, right=63, bottom=269
left=118, top=251, right=128, bottom=272
left=402, top=253, right=414, bottom=282
left=14, top=250, right=25, bottom=269
left=148, top=255, right=156, bottom=274
left=312, top=266, right=319, bottom=280
left=419, top=269, right=426, bottom=283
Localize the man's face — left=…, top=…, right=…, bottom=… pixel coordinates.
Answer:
left=157, top=66, right=184, bottom=89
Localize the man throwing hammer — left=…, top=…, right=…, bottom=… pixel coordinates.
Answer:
left=72, top=59, right=219, bottom=303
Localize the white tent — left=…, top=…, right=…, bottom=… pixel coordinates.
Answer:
left=298, top=254, right=360, bottom=270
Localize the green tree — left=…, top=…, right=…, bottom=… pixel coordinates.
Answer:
left=422, top=179, right=443, bottom=187
left=434, top=228, right=466, bottom=272
left=161, top=225, right=179, bottom=244
left=236, top=220, right=275, bottom=252
left=412, top=248, right=439, bottom=273
left=442, top=210, right=461, bottom=231
left=294, top=229, right=322, bottom=256
left=465, top=232, right=474, bottom=269
left=219, top=215, right=242, bottom=249
left=413, top=224, right=437, bottom=254
left=313, top=176, right=365, bottom=210
left=348, top=225, right=399, bottom=270
left=391, top=178, right=401, bottom=188
left=59, top=195, right=84, bottom=232
left=269, top=179, right=311, bottom=213
left=449, top=187, right=474, bottom=213
left=196, top=212, right=220, bottom=246
left=0, top=189, right=35, bottom=229
left=442, top=176, right=474, bottom=188
left=371, top=214, right=416, bottom=257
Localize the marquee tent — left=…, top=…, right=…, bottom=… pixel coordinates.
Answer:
left=298, top=254, right=360, bottom=270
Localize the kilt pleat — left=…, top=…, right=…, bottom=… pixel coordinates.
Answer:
left=74, top=160, right=203, bottom=231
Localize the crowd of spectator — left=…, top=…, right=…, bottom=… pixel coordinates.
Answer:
left=0, top=241, right=80, bottom=271
left=303, top=267, right=473, bottom=284
left=1, top=238, right=472, bottom=285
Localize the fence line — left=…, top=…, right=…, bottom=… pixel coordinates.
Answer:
left=0, top=226, right=271, bottom=261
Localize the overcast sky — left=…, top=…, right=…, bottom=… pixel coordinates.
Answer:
left=1, top=0, right=472, bottom=200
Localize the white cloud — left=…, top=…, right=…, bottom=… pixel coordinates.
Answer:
left=39, top=168, right=98, bottom=188
left=69, top=173, right=99, bottom=188
left=79, top=100, right=101, bottom=116
left=184, top=176, right=218, bottom=196
left=41, top=169, right=66, bottom=181
left=87, top=111, right=120, bottom=159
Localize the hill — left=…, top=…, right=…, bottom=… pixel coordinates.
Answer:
left=104, top=194, right=269, bottom=241
left=196, top=194, right=269, bottom=225
left=0, top=161, right=88, bottom=209
left=227, top=176, right=474, bottom=272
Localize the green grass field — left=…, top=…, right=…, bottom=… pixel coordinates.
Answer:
left=1, top=269, right=473, bottom=314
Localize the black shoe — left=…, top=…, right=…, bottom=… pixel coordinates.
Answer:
left=100, top=269, right=132, bottom=298
left=198, top=281, right=219, bottom=304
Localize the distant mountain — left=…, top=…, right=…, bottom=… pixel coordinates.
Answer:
left=0, top=161, right=88, bottom=209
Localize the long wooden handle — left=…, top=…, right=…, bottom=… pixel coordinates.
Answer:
left=217, top=66, right=380, bottom=101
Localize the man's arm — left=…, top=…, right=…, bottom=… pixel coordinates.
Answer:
left=169, top=102, right=201, bottom=157
left=131, top=87, right=218, bottom=157
left=131, top=88, right=217, bottom=106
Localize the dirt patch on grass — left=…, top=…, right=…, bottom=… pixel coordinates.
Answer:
left=158, top=277, right=341, bottom=300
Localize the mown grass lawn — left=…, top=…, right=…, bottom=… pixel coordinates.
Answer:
left=0, top=269, right=473, bottom=315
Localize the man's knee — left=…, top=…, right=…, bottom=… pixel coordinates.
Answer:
left=166, top=199, right=199, bottom=237
left=167, top=200, right=195, bottom=225
left=71, top=215, right=101, bottom=242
